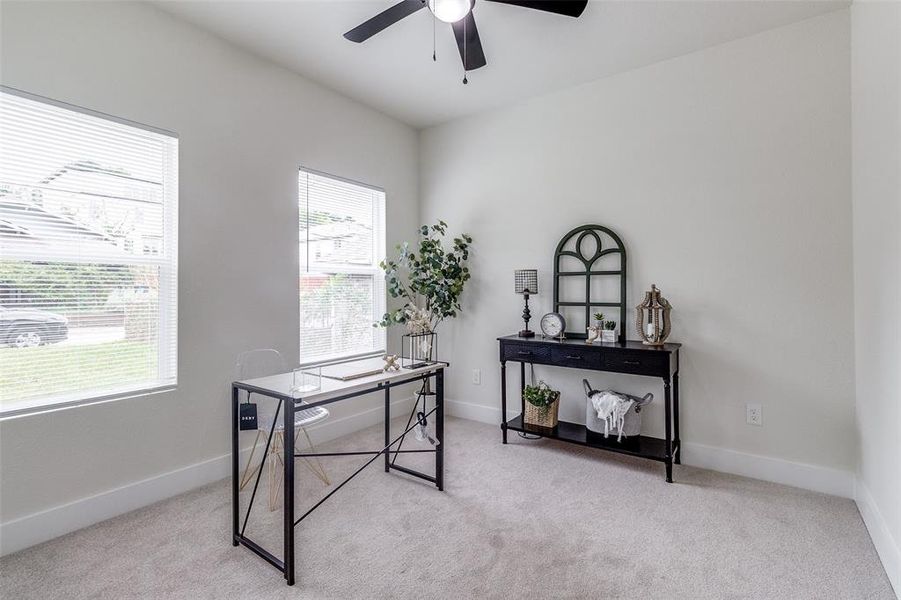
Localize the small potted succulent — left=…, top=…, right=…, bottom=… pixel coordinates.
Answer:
left=593, top=312, right=605, bottom=328
left=602, top=320, right=617, bottom=343
left=523, top=381, right=561, bottom=429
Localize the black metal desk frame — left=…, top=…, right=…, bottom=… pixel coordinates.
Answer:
left=231, top=365, right=445, bottom=586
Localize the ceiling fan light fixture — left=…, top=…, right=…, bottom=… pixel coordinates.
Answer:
left=428, top=0, right=471, bottom=23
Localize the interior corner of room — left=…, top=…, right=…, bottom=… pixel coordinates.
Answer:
left=0, top=0, right=899, bottom=598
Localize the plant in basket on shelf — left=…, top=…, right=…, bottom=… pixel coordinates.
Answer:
left=523, top=381, right=561, bottom=429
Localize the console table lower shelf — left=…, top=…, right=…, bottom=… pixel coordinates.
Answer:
left=505, top=415, right=680, bottom=464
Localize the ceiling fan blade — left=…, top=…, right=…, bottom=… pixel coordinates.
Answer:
left=451, top=12, right=487, bottom=71
left=483, top=0, right=588, bottom=18
left=344, top=0, right=427, bottom=43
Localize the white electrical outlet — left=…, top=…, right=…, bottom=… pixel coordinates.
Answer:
left=746, top=403, right=762, bottom=426
left=472, top=369, right=481, bottom=385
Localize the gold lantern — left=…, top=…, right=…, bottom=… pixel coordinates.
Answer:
left=635, top=284, right=672, bottom=346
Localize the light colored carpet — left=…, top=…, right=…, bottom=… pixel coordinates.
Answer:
left=0, top=417, right=893, bottom=599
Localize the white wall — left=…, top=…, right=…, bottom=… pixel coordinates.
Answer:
left=421, top=12, right=855, bottom=486
left=852, top=1, right=901, bottom=594
left=0, top=0, right=419, bottom=549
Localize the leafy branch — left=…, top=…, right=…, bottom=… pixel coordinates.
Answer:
left=376, top=220, right=472, bottom=332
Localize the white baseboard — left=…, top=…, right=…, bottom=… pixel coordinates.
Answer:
left=856, top=479, right=901, bottom=598
left=0, top=451, right=232, bottom=558
left=680, top=441, right=854, bottom=498
left=0, top=395, right=415, bottom=557
left=445, top=397, right=519, bottom=424
left=445, top=398, right=855, bottom=498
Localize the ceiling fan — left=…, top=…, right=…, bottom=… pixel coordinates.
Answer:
left=344, top=0, right=588, bottom=76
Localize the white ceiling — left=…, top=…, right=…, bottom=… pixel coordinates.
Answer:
left=156, top=0, right=848, bottom=128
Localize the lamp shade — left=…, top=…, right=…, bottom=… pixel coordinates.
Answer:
left=514, top=269, right=538, bottom=295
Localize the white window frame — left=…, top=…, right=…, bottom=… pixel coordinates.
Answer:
left=298, top=167, right=386, bottom=367
left=0, top=86, right=178, bottom=419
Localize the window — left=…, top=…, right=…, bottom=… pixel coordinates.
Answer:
left=299, top=169, right=385, bottom=364
left=0, top=88, right=178, bottom=416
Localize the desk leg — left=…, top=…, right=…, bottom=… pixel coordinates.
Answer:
left=283, top=399, right=295, bottom=586
left=384, top=385, right=390, bottom=473
left=436, top=369, right=444, bottom=491
left=500, top=361, right=508, bottom=444
left=231, top=385, right=239, bottom=546
left=664, top=379, right=673, bottom=483
left=673, top=373, right=681, bottom=465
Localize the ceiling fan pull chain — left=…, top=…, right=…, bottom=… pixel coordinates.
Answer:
left=462, top=15, right=468, bottom=84
left=432, top=10, right=436, bottom=61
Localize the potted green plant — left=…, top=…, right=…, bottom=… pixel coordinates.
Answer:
left=602, top=320, right=617, bottom=343
left=376, top=220, right=473, bottom=363
left=593, top=312, right=604, bottom=328
left=523, top=381, right=561, bottom=429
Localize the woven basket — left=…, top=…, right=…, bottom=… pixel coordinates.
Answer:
left=524, top=392, right=560, bottom=429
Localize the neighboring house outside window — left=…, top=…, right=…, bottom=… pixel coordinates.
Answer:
left=299, top=169, right=386, bottom=364
left=0, top=88, right=178, bottom=416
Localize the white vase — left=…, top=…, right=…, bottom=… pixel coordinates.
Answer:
left=601, top=330, right=617, bottom=343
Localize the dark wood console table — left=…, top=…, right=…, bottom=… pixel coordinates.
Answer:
left=498, top=335, right=682, bottom=482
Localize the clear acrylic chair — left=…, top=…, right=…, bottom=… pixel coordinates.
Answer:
left=236, top=349, right=330, bottom=510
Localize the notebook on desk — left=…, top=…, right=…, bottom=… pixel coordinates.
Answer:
left=321, top=357, right=385, bottom=381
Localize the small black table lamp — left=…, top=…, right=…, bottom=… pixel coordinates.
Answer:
left=514, top=269, right=538, bottom=338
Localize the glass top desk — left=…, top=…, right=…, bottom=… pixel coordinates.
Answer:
left=231, top=361, right=447, bottom=586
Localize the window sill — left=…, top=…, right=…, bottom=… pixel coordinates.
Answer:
left=0, top=384, right=177, bottom=420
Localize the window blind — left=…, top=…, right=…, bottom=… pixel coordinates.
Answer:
left=0, top=88, right=178, bottom=415
left=299, top=169, right=385, bottom=364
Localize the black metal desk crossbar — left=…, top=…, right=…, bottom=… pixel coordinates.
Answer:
left=231, top=365, right=446, bottom=586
